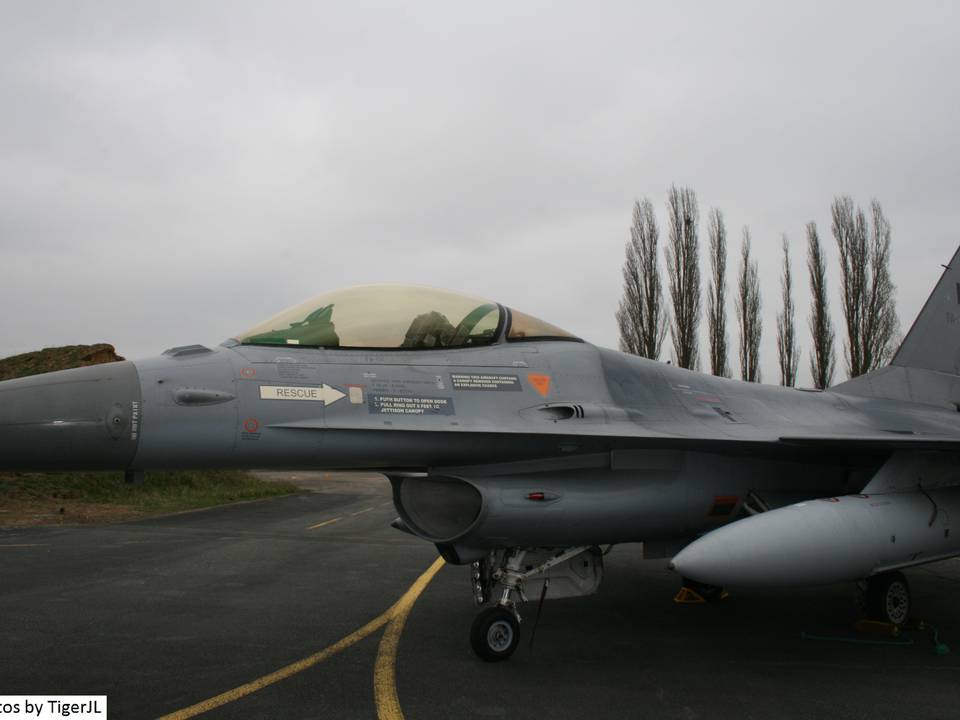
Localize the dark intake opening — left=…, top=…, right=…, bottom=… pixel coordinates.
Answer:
left=398, top=476, right=482, bottom=542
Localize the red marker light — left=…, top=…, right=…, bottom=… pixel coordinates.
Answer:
left=527, top=491, right=546, bottom=501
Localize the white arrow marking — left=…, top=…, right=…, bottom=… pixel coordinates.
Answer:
left=259, top=384, right=347, bottom=405
left=320, top=384, right=346, bottom=405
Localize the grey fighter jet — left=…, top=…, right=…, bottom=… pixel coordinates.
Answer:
left=4, top=258, right=960, bottom=661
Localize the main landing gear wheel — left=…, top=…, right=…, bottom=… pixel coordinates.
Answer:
left=470, top=607, right=520, bottom=662
left=865, top=571, right=911, bottom=626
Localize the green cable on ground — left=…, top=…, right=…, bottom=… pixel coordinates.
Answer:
left=801, top=625, right=951, bottom=655
left=801, top=632, right=914, bottom=647
left=928, top=626, right=951, bottom=656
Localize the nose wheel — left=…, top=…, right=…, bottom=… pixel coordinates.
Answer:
left=470, top=607, right=520, bottom=661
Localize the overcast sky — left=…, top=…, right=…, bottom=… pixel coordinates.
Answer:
left=2, top=2, right=958, bottom=386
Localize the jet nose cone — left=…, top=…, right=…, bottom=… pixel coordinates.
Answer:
left=0, top=362, right=141, bottom=471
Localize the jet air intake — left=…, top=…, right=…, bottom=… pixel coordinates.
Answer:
left=391, top=475, right=483, bottom=543
left=0, top=362, right=141, bottom=471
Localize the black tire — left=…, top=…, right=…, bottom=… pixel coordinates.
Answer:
left=470, top=607, right=520, bottom=662
left=865, top=571, right=910, bottom=625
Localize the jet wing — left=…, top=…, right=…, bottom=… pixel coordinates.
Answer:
left=778, top=433, right=960, bottom=450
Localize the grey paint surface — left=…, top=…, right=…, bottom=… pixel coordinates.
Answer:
left=0, top=360, right=140, bottom=470
left=891, top=244, right=960, bottom=375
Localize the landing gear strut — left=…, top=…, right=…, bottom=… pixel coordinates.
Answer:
left=469, top=546, right=590, bottom=661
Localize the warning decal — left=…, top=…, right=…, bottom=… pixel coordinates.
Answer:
left=527, top=373, right=552, bottom=397
left=450, top=373, right=521, bottom=391
left=368, top=395, right=455, bottom=416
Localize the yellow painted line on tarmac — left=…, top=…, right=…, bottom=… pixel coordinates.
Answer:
left=158, top=556, right=445, bottom=720
left=374, top=557, right=445, bottom=720
left=373, top=558, right=443, bottom=720
left=307, top=517, right=341, bottom=530
left=352, top=507, right=374, bottom=516
left=0, top=544, right=46, bottom=548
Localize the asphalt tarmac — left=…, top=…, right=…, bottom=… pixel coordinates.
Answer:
left=2, top=472, right=960, bottom=720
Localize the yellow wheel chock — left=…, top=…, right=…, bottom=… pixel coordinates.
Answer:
left=674, top=586, right=706, bottom=603
left=674, top=586, right=729, bottom=604
left=854, top=619, right=901, bottom=638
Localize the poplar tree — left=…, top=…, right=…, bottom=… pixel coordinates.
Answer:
left=832, top=196, right=899, bottom=377
left=776, top=235, right=799, bottom=386
left=706, top=208, right=729, bottom=377
left=666, top=185, right=701, bottom=370
left=616, top=199, right=667, bottom=358
left=807, top=222, right=835, bottom=389
left=736, top=228, right=762, bottom=382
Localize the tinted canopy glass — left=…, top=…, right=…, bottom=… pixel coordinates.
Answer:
left=236, top=285, right=503, bottom=349
left=507, top=309, right=581, bottom=341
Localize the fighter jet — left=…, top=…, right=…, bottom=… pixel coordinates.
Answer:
left=3, top=255, right=960, bottom=661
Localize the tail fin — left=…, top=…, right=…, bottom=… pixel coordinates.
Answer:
left=891, top=245, right=960, bottom=375
left=833, top=245, right=960, bottom=407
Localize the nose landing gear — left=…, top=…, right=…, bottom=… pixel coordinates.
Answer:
left=468, top=546, right=592, bottom=661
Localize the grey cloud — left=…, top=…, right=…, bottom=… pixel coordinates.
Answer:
left=1, top=2, right=959, bottom=386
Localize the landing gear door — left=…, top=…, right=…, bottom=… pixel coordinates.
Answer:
left=520, top=548, right=604, bottom=600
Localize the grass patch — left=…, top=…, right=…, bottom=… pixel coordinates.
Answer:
left=0, top=345, right=300, bottom=524
left=0, top=470, right=299, bottom=524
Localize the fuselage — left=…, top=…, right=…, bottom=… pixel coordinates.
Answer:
left=6, top=338, right=959, bottom=472
left=3, top=338, right=958, bottom=558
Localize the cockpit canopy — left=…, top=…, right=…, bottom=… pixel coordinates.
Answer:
left=234, top=284, right=580, bottom=350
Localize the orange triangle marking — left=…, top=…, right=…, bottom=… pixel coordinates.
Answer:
left=527, top=373, right=551, bottom=397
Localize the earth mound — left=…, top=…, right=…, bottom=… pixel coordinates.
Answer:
left=0, top=343, right=124, bottom=381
